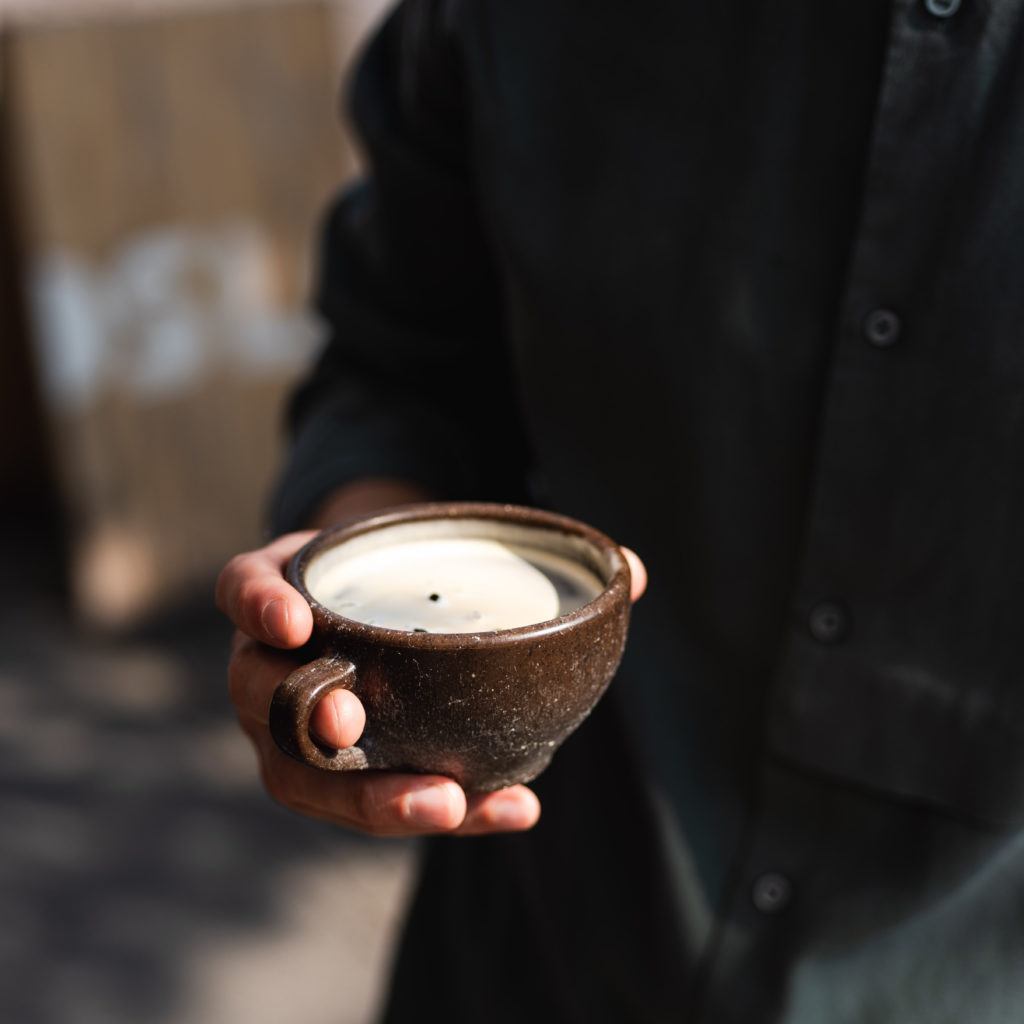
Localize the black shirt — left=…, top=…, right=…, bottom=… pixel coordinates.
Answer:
left=272, top=2, right=1024, bottom=1020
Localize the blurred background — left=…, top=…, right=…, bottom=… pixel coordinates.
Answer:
left=0, top=1, right=417, bottom=1021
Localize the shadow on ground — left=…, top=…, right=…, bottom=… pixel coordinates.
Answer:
left=0, top=532, right=416, bottom=1024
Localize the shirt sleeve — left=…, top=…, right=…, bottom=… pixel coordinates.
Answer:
left=269, top=0, right=530, bottom=534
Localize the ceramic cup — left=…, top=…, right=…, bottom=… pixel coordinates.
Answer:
left=269, top=502, right=631, bottom=791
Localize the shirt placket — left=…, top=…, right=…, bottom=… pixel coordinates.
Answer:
left=765, top=0, right=983, bottom=824
left=697, top=0, right=989, bottom=1019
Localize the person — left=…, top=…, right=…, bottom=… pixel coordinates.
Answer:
left=216, top=2, right=1024, bottom=1021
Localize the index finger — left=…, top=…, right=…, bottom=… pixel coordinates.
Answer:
left=215, top=531, right=317, bottom=648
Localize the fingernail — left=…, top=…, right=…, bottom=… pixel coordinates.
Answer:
left=404, top=785, right=459, bottom=829
left=261, top=598, right=289, bottom=641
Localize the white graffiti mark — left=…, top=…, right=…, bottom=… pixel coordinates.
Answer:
left=30, top=222, right=322, bottom=410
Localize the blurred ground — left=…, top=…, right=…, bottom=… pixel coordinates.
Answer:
left=0, top=520, right=417, bottom=1024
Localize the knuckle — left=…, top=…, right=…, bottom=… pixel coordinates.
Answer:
left=214, top=565, right=231, bottom=612
left=230, top=634, right=256, bottom=668
left=226, top=643, right=262, bottom=706
left=229, top=627, right=249, bottom=657
left=260, top=760, right=288, bottom=806
left=235, top=714, right=259, bottom=744
left=216, top=554, right=247, bottom=603
left=350, top=781, right=385, bottom=830
left=226, top=551, right=254, bottom=578
left=236, top=577, right=266, bottom=622
left=226, top=656, right=248, bottom=708
left=264, top=779, right=287, bottom=807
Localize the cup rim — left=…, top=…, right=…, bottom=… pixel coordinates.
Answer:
left=287, top=501, right=630, bottom=650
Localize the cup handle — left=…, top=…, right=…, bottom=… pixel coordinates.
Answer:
left=268, top=655, right=370, bottom=772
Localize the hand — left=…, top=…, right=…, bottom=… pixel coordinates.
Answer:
left=216, top=530, right=647, bottom=837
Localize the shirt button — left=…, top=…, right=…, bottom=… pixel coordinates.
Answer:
left=809, top=601, right=848, bottom=644
left=863, top=308, right=901, bottom=348
left=924, top=0, right=961, bottom=17
left=752, top=872, right=792, bottom=914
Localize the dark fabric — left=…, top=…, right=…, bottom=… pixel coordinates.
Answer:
left=272, top=1, right=1024, bottom=1020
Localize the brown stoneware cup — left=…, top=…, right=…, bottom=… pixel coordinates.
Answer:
left=269, top=502, right=631, bottom=792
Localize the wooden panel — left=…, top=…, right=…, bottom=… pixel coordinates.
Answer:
left=5, top=3, right=352, bottom=626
